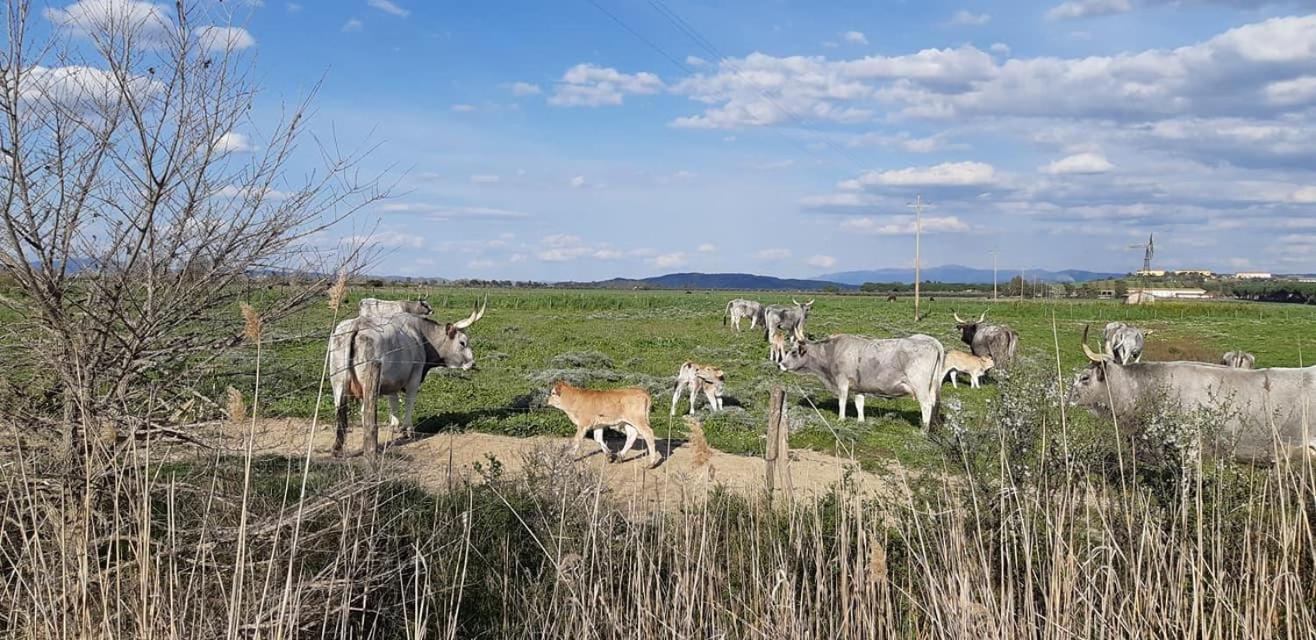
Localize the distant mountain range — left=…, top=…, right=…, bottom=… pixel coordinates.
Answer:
left=819, top=265, right=1124, bottom=285
left=575, top=272, right=857, bottom=291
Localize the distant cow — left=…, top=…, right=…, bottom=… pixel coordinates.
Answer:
left=329, top=301, right=486, bottom=458
left=1222, top=351, right=1256, bottom=369
left=777, top=333, right=945, bottom=429
left=670, top=362, right=725, bottom=415
left=1070, top=327, right=1315, bottom=463
left=764, top=299, right=813, bottom=346
left=358, top=298, right=432, bottom=317
left=943, top=350, right=994, bottom=389
left=953, top=311, right=1019, bottom=368
left=548, top=381, right=660, bottom=467
left=886, top=294, right=898, bottom=302
left=768, top=331, right=791, bottom=364
left=1102, top=322, right=1149, bottom=365
left=724, top=298, right=765, bottom=332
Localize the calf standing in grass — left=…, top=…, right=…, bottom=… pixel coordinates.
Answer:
left=670, top=362, right=725, bottom=415
left=547, top=381, right=661, bottom=467
left=943, top=350, right=994, bottom=389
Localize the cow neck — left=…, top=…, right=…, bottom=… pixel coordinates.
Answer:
left=416, top=318, right=448, bottom=371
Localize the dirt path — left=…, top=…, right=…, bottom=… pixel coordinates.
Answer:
left=212, top=418, right=914, bottom=508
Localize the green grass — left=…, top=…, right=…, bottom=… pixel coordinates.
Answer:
left=243, top=286, right=1316, bottom=469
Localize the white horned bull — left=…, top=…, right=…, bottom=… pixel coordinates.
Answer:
left=329, top=300, right=486, bottom=458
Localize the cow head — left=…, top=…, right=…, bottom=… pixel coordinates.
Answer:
left=1068, top=325, right=1115, bottom=410
left=777, top=338, right=811, bottom=372
left=436, top=299, right=486, bottom=370
left=953, top=310, right=987, bottom=345
left=792, top=298, right=815, bottom=314
left=546, top=380, right=569, bottom=409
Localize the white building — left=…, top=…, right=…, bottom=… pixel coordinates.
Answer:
left=1234, top=272, right=1273, bottom=280
left=1128, top=287, right=1211, bottom=300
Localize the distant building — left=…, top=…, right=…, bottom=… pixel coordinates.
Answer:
left=1128, top=287, right=1211, bottom=300
left=1126, top=291, right=1156, bottom=305
left=1235, top=272, right=1273, bottom=280
left=1098, top=289, right=1116, bottom=299
left=1173, top=269, right=1214, bottom=277
left=1134, top=269, right=1167, bottom=277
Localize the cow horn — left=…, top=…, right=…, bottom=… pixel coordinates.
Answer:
left=1081, top=325, right=1110, bottom=363
left=977, top=310, right=987, bottom=323
left=792, top=298, right=800, bottom=306
left=953, top=311, right=965, bottom=323
left=452, top=296, right=487, bottom=329
left=806, top=299, right=814, bottom=306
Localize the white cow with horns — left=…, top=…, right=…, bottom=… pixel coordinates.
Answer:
left=329, top=300, right=487, bottom=458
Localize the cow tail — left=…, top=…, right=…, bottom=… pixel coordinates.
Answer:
left=929, top=341, right=947, bottom=425
left=723, top=301, right=731, bottom=325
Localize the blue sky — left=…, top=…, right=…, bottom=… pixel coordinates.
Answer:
left=45, top=0, right=1316, bottom=279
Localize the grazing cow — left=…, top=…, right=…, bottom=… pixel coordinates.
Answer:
left=1103, top=323, right=1149, bottom=365
left=1070, top=327, right=1316, bottom=462
left=548, top=381, right=660, bottom=467
left=777, top=333, right=945, bottom=429
left=764, top=299, right=813, bottom=346
left=329, top=301, right=486, bottom=458
left=943, top=350, right=994, bottom=389
left=723, top=298, right=765, bottom=332
left=358, top=297, right=432, bottom=317
left=953, top=311, right=1019, bottom=368
left=670, top=362, right=726, bottom=415
left=1222, top=351, right=1256, bottom=369
left=887, top=294, right=898, bottom=302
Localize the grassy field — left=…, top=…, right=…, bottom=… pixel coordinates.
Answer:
left=233, top=286, right=1316, bottom=470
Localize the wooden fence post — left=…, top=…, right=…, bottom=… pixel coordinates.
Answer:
left=765, top=387, right=792, bottom=501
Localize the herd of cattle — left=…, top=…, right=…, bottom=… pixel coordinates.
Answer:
left=328, top=296, right=1313, bottom=467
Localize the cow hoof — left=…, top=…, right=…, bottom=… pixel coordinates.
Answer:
left=606, top=453, right=618, bottom=463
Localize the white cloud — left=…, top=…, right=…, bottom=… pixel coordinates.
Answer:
left=469, top=174, right=500, bottom=184
left=989, top=42, right=1010, bottom=56
left=1040, top=152, right=1114, bottom=175
left=697, top=243, right=716, bottom=253
left=341, top=18, right=363, bottom=32
left=509, top=81, right=542, bottom=96
left=346, top=230, right=425, bottom=249
left=843, top=31, right=868, bottom=45
left=214, top=132, right=253, bottom=154
left=286, top=2, right=302, bottom=12
left=1046, top=0, right=1132, bottom=21
left=543, top=233, right=582, bottom=247
left=949, top=10, right=991, bottom=26
left=20, top=65, right=159, bottom=109
left=450, top=104, right=476, bottom=112
left=194, top=26, right=256, bottom=52
left=367, top=0, right=410, bottom=17
left=45, top=0, right=168, bottom=39
left=841, top=161, right=997, bottom=189
left=841, top=215, right=970, bottom=235
left=686, top=55, right=707, bottom=66
left=755, top=248, right=792, bottom=260
left=592, top=248, right=624, bottom=259
left=807, top=255, right=837, bottom=269
left=652, top=252, right=688, bottom=268
left=379, top=203, right=529, bottom=220
left=467, top=259, right=496, bottom=269
left=1264, top=76, right=1316, bottom=106
left=569, top=175, right=587, bottom=188
left=548, top=64, right=663, bottom=107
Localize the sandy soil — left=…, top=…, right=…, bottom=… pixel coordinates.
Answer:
left=211, top=418, right=914, bottom=508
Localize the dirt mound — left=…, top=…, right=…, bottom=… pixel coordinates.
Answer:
left=214, top=418, right=913, bottom=508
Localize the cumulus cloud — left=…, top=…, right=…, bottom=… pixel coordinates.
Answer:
left=841, top=161, right=997, bottom=189
left=345, top=230, right=425, bottom=249
left=367, top=0, right=409, bottom=17
left=949, top=10, right=991, bottom=25
left=569, top=175, right=587, bottom=188
left=214, top=132, right=253, bottom=154
left=509, top=81, right=542, bottom=96
left=686, top=55, right=707, bottom=66
left=1040, top=152, right=1114, bottom=174
left=843, top=31, right=868, bottom=45
left=194, top=26, right=256, bottom=52
left=697, top=243, right=716, bottom=253
left=807, top=255, right=837, bottom=269
left=45, top=0, right=169, bottom=38
left=652, top=252, right=688, bottom=268
left=755, top=248, right=792, bottom=260
left=548, top=64, right=663, bottom=107
left=1046, top=0, right=1131, bottom=20
left=841, top=215, right=970, bottom=235
left=341, top=18, right=363, bottom=32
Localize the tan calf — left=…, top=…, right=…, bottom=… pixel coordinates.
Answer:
left=670, top=362, right=726, bottom=415
left=943, top=350, right=994, bottom=389
left=547, top=381, right=660, bottom=467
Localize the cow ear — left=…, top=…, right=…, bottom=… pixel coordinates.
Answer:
left=446, top=323, right=457, bottom=339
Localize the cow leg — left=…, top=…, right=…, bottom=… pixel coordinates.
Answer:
left=333, top=393, right=349, bottom=457
left=855, top=394, right=865, bottom=423
left=949, top=369, right=959, bottom=388
left=704, top=386, right=720, bottom=412
left=594, top=427, right=615, bottom=462
left=837, top=382, right=849, bottom=421
left=689, top=382, right=698, bottom=415
left=670, top=381, right=686, bottom=417
left=632, top=416, right=660, bottom=467
left=570, top=422, right=589, bottom=457
left=618, top=424, right=639, bottom=462
left=387, top=394, right=401, bottom=429
left=970, top=372, right=981, bottom=389
left=401, top=385, right=418, bottom=438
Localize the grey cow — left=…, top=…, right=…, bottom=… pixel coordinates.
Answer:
left=1222, top=351, right=1256, bottom=369
left=777, top=333, right=945, bottom=429
left=358, top=297, right=432, bottom=317
left=329, top=301, right=486, bottom=458
left=723, top=298, right=765, bottom=332
left=1102, top=321, right=1149, bottom=365
left=1070, top=328, right=1315, bottom=462
left=764, top=298, right=813, bottom=343
left=953, top=311, right=1019, bottom=368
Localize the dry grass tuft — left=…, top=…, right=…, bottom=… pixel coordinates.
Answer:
left=684, top=415, right=712, bottom=466
left=226, top=386, right=247, bottom=424
left=328, top=270, right=348, bottom=312
left=240, top=302, right=263, bottom=342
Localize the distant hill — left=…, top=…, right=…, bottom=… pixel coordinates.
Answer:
left=574, top=272, right=856, bottom=291
left=819, top=265, right=1123, bottom=285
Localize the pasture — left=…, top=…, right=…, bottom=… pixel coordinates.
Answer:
left=239, top=286, right=1315, bottom=471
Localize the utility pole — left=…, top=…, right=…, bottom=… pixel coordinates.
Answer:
left=991, top=248, right=998, bottom=302
left=909, top=194, right=924, bottom=322
left=1019, top=270, right=1025, bottom=303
